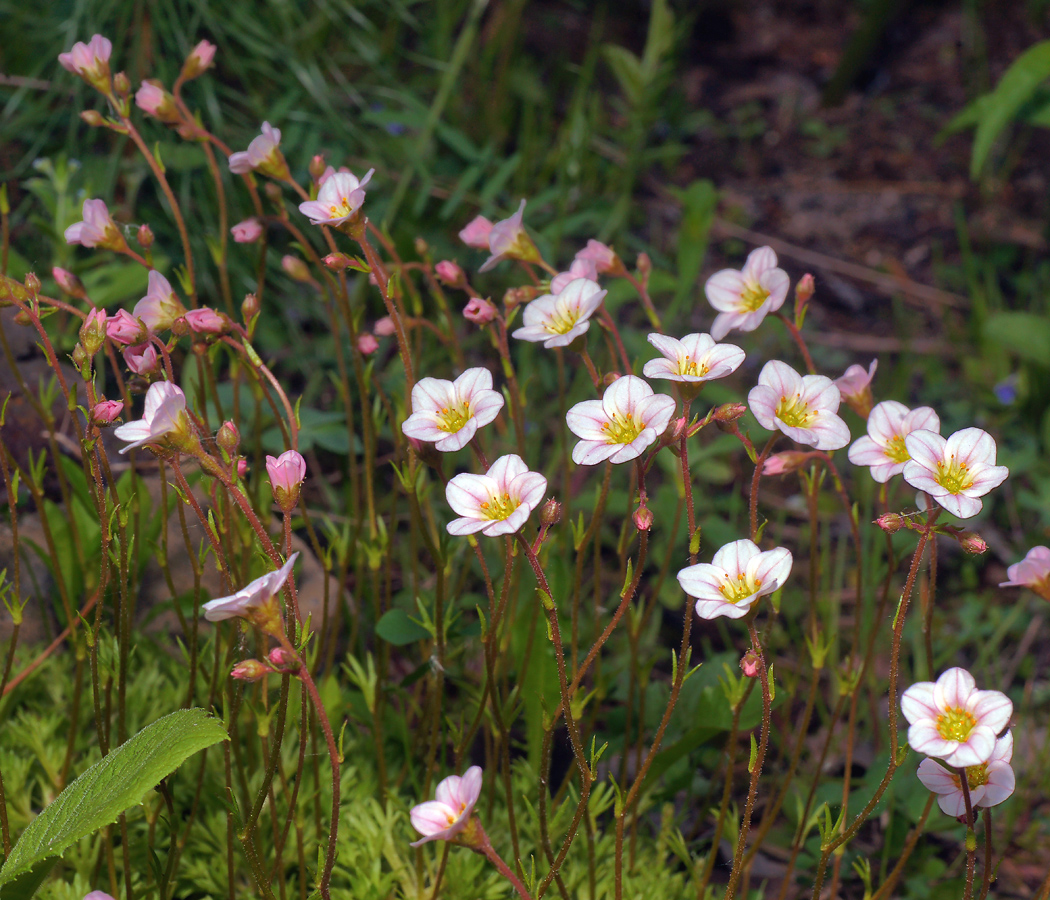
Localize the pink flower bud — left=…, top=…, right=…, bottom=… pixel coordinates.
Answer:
left=52, top=267, right=85, bottom=298
left=636, top=252, right=652, bottom=279
left=237, top=459, right=248, bottom=478
left=357, top=333, right=379, bottom=355
left=458, top=215, right=493, bottom=249
left=957, top=531, right=988, bottom=555
left=79, top=308, right=108, bottom=356
left=185, top=307, right=227, bottom=334
left=181, top=40, right=216, bottom=81
left=81, top=110, right=106, bottom=127
left=136, top=223, right=154, bottom=249
left=835, top=360, right=877, bottom=419
left=713, top=402, right=748, bottom=425
left=309, top=154, right=327, bottom=181
left=217, top=420, right=240, bottom=455
left=231, top=659, right=271, bottom=682
left=59, top=34, right=113, bottom=92
left=322, top=252, right=352, bottom=270
left=435, top=260, right=465, bottom=287
left=266, top=450, right=306, bottom=512
left=540, top=498, right=562, bottom=527
left=91, top=399, right=124, bottom=425
left=740, top=649, right=760, bottom=678
left=575, top=239, right=625, bottom=276
left=373, top=316, right=396, bottom=337
left=107, top=309, right=146, bottom=345
left=135, top=80, right=180, bottom=123
left=796, top=273, right=815, bottom=306
left=24, top=272, right=41, bottom=294
left=231, top=218, right=263, bottom=243
left=267, top=646, right=300, bottom=671
left=281, top=255, right=313, bottom=284
left=242, top=293, right=260, bottom=324
left=123, top=342, right=159, bottom=375
left=633, top=505, right=653, bottom=532
left=762, top=451, right=809, bottom=476
left=112, top=71, right=130, bottom=97
left=875, top=512, right=904, bottom=534
left=463, top=297, right=496, bottom=325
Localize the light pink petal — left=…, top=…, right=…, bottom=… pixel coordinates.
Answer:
left=809, top=413, right=851, bottom=451
left=702, top=343, right=746, bottom=378
left=711, top=539, right=760, bottom=575
left=459, top=766, right=483, bottom=808
left=747, top=385, right=781, bottom=431
left=435, top=774, right=461, bottom=808
left=758, top=360, right=803, bottom=396
left=445, top=474, right=495, bottom=518
left=566, top=400, right=611, bottom=441
left=704, top=269, right=747, bottom=312
left=758, top=267, right=790, bottom=311
left=484, top=505, right=530, bottom=536
left=969, top=690, right=1012, bottom=733
left=709, top=312, right=741, bottom=341
left=542, top=322, right=590, bottom=348
left=512, top=472, right=548, bottom=510
left=487, top=454, right=528, bottom=490
left=990, top=731, right=1013, bottom=765
left=433, top=418, right=477, bottom=452
left=900, top=682, right=939, bottom=723
left=916, top=759, right=959, bottom=794
left=799, top=375, right=840, bottom=412
left=695, top=596, right=752, bottom=620
left=904, top=430, right=947, bottom=470
left=454, top=367, right=493, bottom=399
left=947, top=729, right=995, bottom=767
left=965, top=465, right=1009, bottom=495
left=904, top=406, right=940, bottom=435
left=979, top=761, right=1015, bottom=808
left=642, top=358, right=680, bottom=380
left=447, top=516, right=490, bottom=536
left=572, top=440, right=619, bottom=466
left=935, top=668, right=977, bottom=709
left=848, top=436, right=889, bottom=468
left=603, top=375, right=653, bottom=419
left=411, top=377, right=455, bottom=414
left=608, top=434, right=651, bottom=464
left=935, top=493, right=983, bottom=519
left=741, top=246, right=778, bottom=281
left=646, top=332, right=685, bottom=359
left=907, top=722, right=955, bottom=758
left=750, top=547, right=792, bottom=593
left=866, top=401, right=909, bottom=444
left=677, top=563, right=726, bottom=601
left=901, top=461, right=942, bottom=496
left=470, top=392, right=505, bottom=428
left=641, top=394, right=677, bottom=433
left=935, top=789, right=969, bottom=818
left=401, top=414, right=446, bottom=443
left=947, top=428, right=997, bottom=466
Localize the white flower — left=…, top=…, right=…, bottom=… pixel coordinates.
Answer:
left=228, top=122, right=288, bottom=180
left=445, top=455, right=547, bottom=537
left=704, top=246, right=790, bottom=341
left=902, top=428, right=1009, bottom=519
left=511, top=278, right=606, bottom=348
left=133, top=270, right=186, bottom=332
left=401, top=368, right=505, bottom=452
left=203, top=553, right=299, bottom=623
left=409, top=766, right=483, bottom=847
left=642, top=332, right=745, bottom=384
left=298, top=170, right=375, bottom=226
left=834, top=359, right=877, bottom=416
left=64, top=199, right=126, bottom=251
left=112, top=382, right=188, bottom=453
left=677, top=538, right=792, bottom=620
left=549, top=258, right=598, bottom=294
left=847, top=401, right=940, bottom=483
left=999, top=545, right=1050, bottom=600
left=916, top=732, right=1015, bottom=817
left=565, top=375, right=676, bottom=466
left=747, top=360, right=850, bottom=451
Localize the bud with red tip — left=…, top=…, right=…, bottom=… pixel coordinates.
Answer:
left=107, top=309, right=147, bottom=345
left=713, top=402, right=747, bottom=426
left=875, top=512, right=904, bottom=534
left=633, top=505, right=653, bottom=532
left=374, top=316, right=396, bottom=337
left=267, top=646, right=300, bottom=672
left=53, top=267, right=86, bottom=299
left=185, top=307, right=227, bottom=335
left=266, top=450, right=306, bottom=512
left=309, top=154, right=327, bottom=182
left=357, top=333, right=379, bottom=355
left=91, top=399, right=124, bottom=425
left=24, top=272, right=41, bottom=294
left=762, top=451, right=809, bottom=476
left=948, top=529, right=988, bottom=555
left=636, top=252, right=652, bottom=284
left=180, top=40, right=217, bottom=82
left=237, top=459, right=248, bottom=478
left=79, top=308, right=108, bottom=356
left=136, top=223, right=154, bottom=250
left=794, top=273, right=815, bottom=327
left=540, top=498, right=562, bottom=528
left=435, top=260, right=465, bottom=288
left=463, top=297, right=496, bottom=325
left=113, top=71, right=131, bottom=100
left=242, top=293, right=260, bottom=325
left=217, top=420, right=240, bottom=456
left=135, top=80, right=180, bottom=124
left=231, top=218, right=263, bottom=243
left=740, top=649, right=760, bottom=678
left=123, top=342, right=160, bottom=375
left=231, top=659, right=272, bottom=682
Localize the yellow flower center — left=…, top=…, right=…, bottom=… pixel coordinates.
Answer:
left=885, top=435, right=910, bottom=463
left=547, top=306, right=581, bottom=335
left=775, top=394, right=817, bottom=429
left=964, top=763, right=989, bottom=790
left=936, top=706, right=977, bottom=742
left=479, top=491, right=518, bottom=521
left=436, top=403, right=471, bottom=434
left=936, top=455, right=975, bottom=495
left=327, top=195, right=354, bottom=218
left=601, top=412, right=644, bottom=445
left=677, top=355, right=710, bottom=378
left=718, top=571, right=762, bottom=604
left=740, top=282, right=770, bottom=312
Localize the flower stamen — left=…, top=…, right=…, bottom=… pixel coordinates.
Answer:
left=936, top=706, right=977, bottom=742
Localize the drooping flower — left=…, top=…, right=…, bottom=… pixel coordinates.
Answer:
left=565, top=375, right=676, bottom=466
left=435, top=260, right=465, bottom=287
left=228, top=122, right=289, bottom=180
left=916, top=732, right=1015, bottom=818
left=575, top=239, right=625, bottom=276
left=123, top=342, right=159, bottom=375
left=999, top=546, right=1050, bottom=601
left=902, top=428, right=1009, bottom=519
left=677, top=538, right=793, bottom=620
left=133, top=270, right=187, bottom=332
left=298, top=170, right=375, bottom=227
left=549, top=258, right=598, bottom=294
left=65, top=199, right=127, bottom=252
left=445, top=455, right=547, bottom=537
left=231, top=218, right=263, bottom=243
left=266, top=450, right=307, bottom=511
left=463, top=297, right=497, bottom=325
left=747, top=360, right=850, bottom=451
left=185, top=307, right=227, bottom=334
left=511, top=278, right=606, bottom=348
left=58, top=35, right=112, bottom=91
left=52, top=267, right=86, bottom=298
left=180, top=40, right=216, bottom=81
left=106, top=309, right=147, bottom=345
left=704, top=246, right=790, bottom=341
left=847, top=401, right=940, bottom=484
left=835, top=359, right=878, bottom=418
left=642, top=332, right=745, bottom=384
left=901, top=668, right=1012, bottom=767
left=112, top=382, right=189, bottom=453
left=479, top=200, right=540, bottom=272
left=135, top=80, right=179, bottom=123
left=402, top=368, right=505, bottom=453
left=410, top=766, right=483, bottom=847
left=458, top=216, right=493, bottom=249
left=202, top=553, right=299, bottom=639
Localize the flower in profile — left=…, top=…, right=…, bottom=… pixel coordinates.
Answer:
left=228, top=122, right=289, bottom=180
left=463, top=297, right=497, bottom=325
left=549, top=258, right=598, bottom=294
left=847, top=401, right=940, bottom=484
left=298, top=169, right=375, bottom=227
left=231, top=218, right=263, bottom=243
left=401, top=368, right=504, bottom=453
left=917, top=732, right=1015, bottom=817
left=113, top=382, right=189, bottom=453
left=133, top=270, right=187, bottom=332
left=762, top=451, right=810, bottom=475
left=747, top=360, right=850, bottom=451
left=203, top=553, right=299, bottom=639
left=704, top=246, right=790, bottom=341
left=107, top=309, right=147, bottom=345
left=185, top=307, right=227, bottom=334
left=52, top=267, right=86, bottom=298
left=58, top=35, right=112, bottom=91
left=511, top=278, right=606, bottom=348
left=902, top=428, right=1009, bottom=519
left=678, top=539, right=792, bottom=620
left=91, top=399, right=124, bottom=425
left=135, top=80, right=179, bottom=123
left=435, top=260, right=465, bottom=287
left=565, top=375, right=676, bottom=465
left=835, top=359, right=878, bottom=418
left=643, top=332, right=745, bottom=384
left=266, top=450, right=306, bottom=511
left=123, top=342, right=159, bottom=375
left=410, top=766, right=483, bottom=847
left=458, top=216, right=493, bottom=249
left=479, top=200, right=540, bottom=272
left=901, top=668, right=1012, bottom=767
left=65, top=199, right=127, bottom=252
left=180, top=40, right=216, bottom=81
left=445, top=455, right=547, bottom=537
left=575, top=239, right=625, bottom=276
left=999, top=546, right=1050, bottom=601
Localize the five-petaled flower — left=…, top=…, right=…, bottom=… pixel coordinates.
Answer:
left=298, top=170, right=375, bottom=227
left=549, top=258, right=598, bottom=294
left=202, top=553, right=299, bottom=639
left=445, top=455, right=547, bottom=537
left=228, top=122, right=289, bottom=180
left=65, top=199, right=127, bottom=252
left=410, top=766, right=483, bottom=847
left=643, top=332, right=745, bottom=385
left=834, top=359, right=877, bottom=418
left=916, top=731, right=1015, bottom=818
left=748, top=360, right=850, bottom=451
left=565, top=375, right=676, bottom=466
left=106, top=309, right=147, bottom=345
left=133, top=270, right=187, bottom=332
left=479, top=200, right=540, bottom=272
left=58, top=35, right=112, bottom=91
left=511, top=278, right=607, bottom=348
left=677, top=538, right=793, bottom=620
left=401, top=368, right=505, bottom=453
left=999, top=545, right=1050, bottom=601
left=458, top=216, right=493, bottom=249
left=266, top=450, right=307, bottom=512
left=902, top=428, right=1008, bottom=519
left=848, top=401, right=940, bottom=484
left=112, top=382, right=190, bottom=453
left=704, top=246, right=790, bottom=341
left=901, top=667, right=1012, bottom=767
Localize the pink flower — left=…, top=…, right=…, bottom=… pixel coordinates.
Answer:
left=133, top=270, right=186, bottom=332
left=835, top=359, right=877, bottom=418
left=181, top=40, right=216, bottom=81
left=747, top=360, right=850, bottom=451
left=463, top=297, right=497, bottom=325
left=107, top=309, right=147, bottom=345
left=79, top=308, right=108, bottom=354
left=848, top=401, right=940, bottom=484
left=65, top=199, right=127, bottom=252
left=704, top=247, right=790, bottom=341
left=231, top=218, right=263, bottom=242
left=298, top=170, right=375, bottom=227
left=357, top=333, right=379, bottom=355
left=135, top=81, right=179, bottom=123
left=999, top=546, right=1050, bottom=600
left=565, top=375, right=676, bottom=466
left=52, top=267, right=85, bottom=298
left=901, top=668, right=1012, bottom=767
left=549, top=258, right=598, bottom=294
left=902, top=428, right=1008, bottom=519
left=231, top=660, right=271, bottom=682
left=435, top=260, right=465, bottom=287
left=58, top=35, right=112, bottom=90
left=113, top=382, right=188, bottom=453
left=479, top=200, right=540, bottom=272
left=643, top=332, right=745, bottom=384
left=458, top=216, right=493, bottom=249
left=123, top=342, right=159, bottom=375
left=185, top=307, right=227, bottom=334
left=401, top=368, right=505, bottom=453
left=916, top=732, right=1015, bottom=817
left=266, top=450, right=307, bottom=511
left=203, top=553, right=299, bottom=639
left=445, top=456, right=547, bottom=537
left=374, top=316, right=396, bottom=337
left=410, top=766, right=483, bottom=846
left=281, top=255, right=314, bottom=284
left=84, top=893, right=118, bottom=900
left=678, top=539, right=793, bottom=620
left=91, top=400, right=124, bottom=425
left=511, top=278, right=606, bottom=348
left=575, top=239, right=624, bottom=276
left=228, top=122, right=289, bottom=180
left=762, top=451, right=810, bottom=475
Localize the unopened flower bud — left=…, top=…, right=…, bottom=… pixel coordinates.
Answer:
left=113, top=71, right=130, bottom=97
left=231, top=218, right=263, bottom=243
left=171, top=316, right=191, bottom=338
left=322, top=252, right=352, bottom=270
left=136, top=223, right=154, bottom=249
left=180, top=40, right=216, bottom=82
left=374, top=316, right=396, bottom=337
left=71, top=343, right=90, bottom=374
left=107, top=309, right=147, bottom=345
left=602, top=372, right=622, bottom=389
left=309, top=154, right=327, bottom=181
left=52, top=267, right=86, bottom=298
left=633, top=505, right=653, bottom=532
left=414, top=237, right=429, bottom=256
left=436, top=260, right=464, bottom=287
left=875, top=512, right=904, bottom=534
left=242, top=292, right=260, bottom=323
left=231, top=659, right=271, bottom=682
left=80, top=109, right=106, bottom=127
left=795, top=273, right=815, bottom=326
left=185, top=307, right=227, bottom=335
left=636, top=252, right=652, bottom=281
left=266, top=450, right=306, bottom=512
left=217, top=420, right=240, bottom=456
left=463, top=297, right=496, bottom=325
left=540, top=498, right=562, bottom=528
left=763, top=451, right=809, bottom=476
left=135, top=80, right=180, bottom=124
left=502, top=286, right=529, bottom=311
left=264, top=182, right=283, bottom=202
left=956, top=531, right=988, bottom=555
left=267, top=646, right=300, bottom=671
left=79, top=308, right=108, bottom=355
left=740, top=649, right=760, bottom=678
left=713, top=403, right=747, bottom=425
left=24, top=272, right=41, bottom=294
left=237, top=459, right=248, bottom=477
left=91, top=399, right=124, bottom=425
left=123, top=342, right=159, bottom=375
left=357, top=333, right=379, bottom=355
left=282, top=255, right=314, bottom=285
